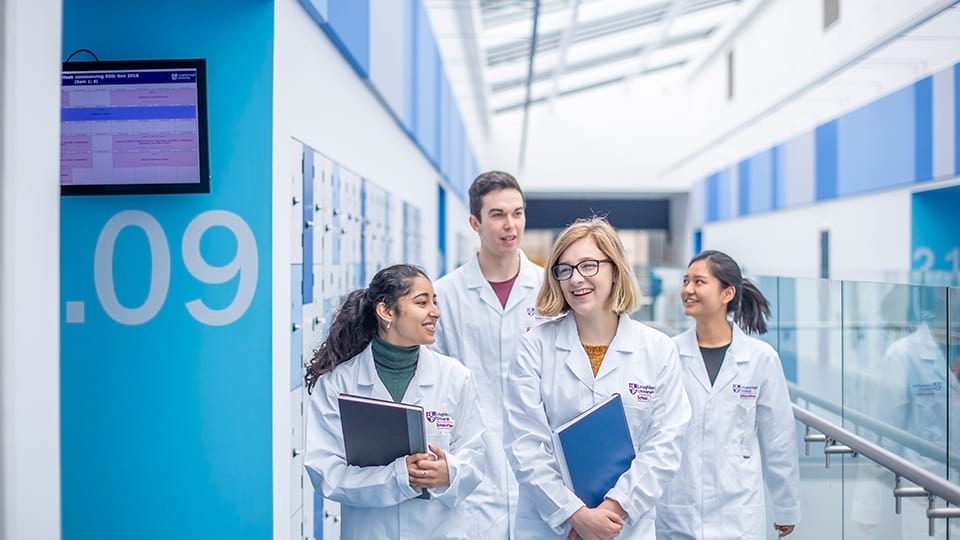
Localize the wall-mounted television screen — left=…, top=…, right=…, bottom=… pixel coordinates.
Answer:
left=60, top=58, right=209, bottom=195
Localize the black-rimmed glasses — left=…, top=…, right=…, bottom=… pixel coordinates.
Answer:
left=551, top=259, right=613, bottom=280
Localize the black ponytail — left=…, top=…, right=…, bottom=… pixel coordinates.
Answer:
left=690, top=250, right=771, bottom=335
left=735, top=279, right=771, bottom=335
left=304, top=264, right=428, bottom=392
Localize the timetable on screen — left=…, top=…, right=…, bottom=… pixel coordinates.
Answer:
left=60, top=58, right=210, bottom=195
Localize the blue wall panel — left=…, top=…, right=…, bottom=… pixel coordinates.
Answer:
left=815, top=120, right=838, bottom=201
left=746, top=149, right=774, bottom=214
left=956, top=63, right=960, bottom=175
left=716, top=169, right=733, bottom=221
left=325, top=0, right=371, bottom=78
left=836, top=85, right=915, bottom=196
left=911, top=185, right=960, bottom=285
left=737, top=160, right=750, bottom=217
left=403, top=0, right=417, bottom=134
left=415, top=1, right=440, bottom=167
left=61, top=0, right=274, bottom=538
left=915, top=76, right=933, bottom=183
left=705, top=172, right=719, bottom=223
left=771, top=145, right=782, bottom=210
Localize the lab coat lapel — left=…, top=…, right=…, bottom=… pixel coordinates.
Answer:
left=354, top=345, right=395, bottom=402
left=676, top=328, right=712, bottom=393
left=596, top=315, right=631, bottom=379
left=710, top=323, right=749, bottom=400
left=557, top=314, right=595, bottom=389
left=465, top=255, right=506, bottom=313
left=402, top=346, right=436, bottom=405
left=502, top=251, right=540, bottom=314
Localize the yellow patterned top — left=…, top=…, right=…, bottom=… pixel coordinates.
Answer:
left=582, top=343, right=609, bottom=377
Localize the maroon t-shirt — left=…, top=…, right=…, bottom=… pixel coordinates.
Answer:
left=489, top=274, right=518, bottom=308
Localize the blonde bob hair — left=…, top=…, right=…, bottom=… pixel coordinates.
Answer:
left=536, top=216, right=640, bottom=316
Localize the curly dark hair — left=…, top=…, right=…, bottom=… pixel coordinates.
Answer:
left=304, top=264, right=428, bottom=392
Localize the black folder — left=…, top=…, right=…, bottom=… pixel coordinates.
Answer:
left=338, top=393, right=430, bottom=498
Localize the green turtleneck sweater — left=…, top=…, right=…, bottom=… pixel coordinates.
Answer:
left=371, top=335, right=419, bottom=402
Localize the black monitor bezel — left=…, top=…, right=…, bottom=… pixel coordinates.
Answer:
left=60, top=58, right=210, bottom=196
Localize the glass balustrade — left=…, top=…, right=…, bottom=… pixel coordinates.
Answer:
left=636, top=272, right=960, bottom=540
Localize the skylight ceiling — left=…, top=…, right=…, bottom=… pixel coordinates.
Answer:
left=476, top=0, right=743, bottom=112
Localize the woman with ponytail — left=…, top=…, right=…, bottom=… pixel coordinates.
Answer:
left=303, top=264, right=486, bottom=539
left=655, top=251, right=801, bottom=540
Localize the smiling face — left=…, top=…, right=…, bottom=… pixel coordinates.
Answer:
left=556, top=236, right=614, bottom=318
left=681, top=259, right=734, bottom=322
left=469, top=188, right=526, bottom=260
left=380, top=275, right=440, bottom=347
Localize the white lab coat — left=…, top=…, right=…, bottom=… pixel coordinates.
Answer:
left=304, top=345, right=486, bottom=540
left=432, top=251, right=544, bottom=538
left=656, top=323, right=801, bottom=540
left=503, top=313, right=691, bottom=539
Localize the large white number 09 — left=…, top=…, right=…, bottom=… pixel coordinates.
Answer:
left=183, top=210, right=258, bottom=326
left=95, top=210, right=171, bottom=325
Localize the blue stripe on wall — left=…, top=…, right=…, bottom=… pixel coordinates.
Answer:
left=716, top=168, right=733, bottom=220
left=404, top=0, right=417, bottom=134
left=955, top=63, right=960, bottom=175
left=737, top=160, right=750, bottom=217
left=705, top=172, right=719, bottom=222
left=815, top=120, right=838, bottom=201
left=415, top=2, right=440, bottom=167
left=771, top=145, right=781, bottom=210
left=437, top=184, right=447, bottom=276
left=915, top=76, right=933, bottom=183
left=299, top=0, right=328, bottom=23
left=837, top=85, right=915, bottom=196
left=325, top=0, right=371, bottom=78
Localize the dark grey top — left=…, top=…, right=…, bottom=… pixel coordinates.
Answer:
left=699, top=343, right=730, bottom=386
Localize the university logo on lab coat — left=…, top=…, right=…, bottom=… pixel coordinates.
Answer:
left=426, top=410, right=454, bottom=430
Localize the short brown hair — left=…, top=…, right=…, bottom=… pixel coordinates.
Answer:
left=536, top=217, right=640, bottom=316
left=468, top=171, right=524, bottom=220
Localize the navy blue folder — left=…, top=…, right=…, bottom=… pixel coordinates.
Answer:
left=552, top=393, right=636, bottom=508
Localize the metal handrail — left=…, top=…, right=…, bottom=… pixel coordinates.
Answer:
left=792, top=405, right=960, bottom=506
left=789, top=383, right=960, bottom=466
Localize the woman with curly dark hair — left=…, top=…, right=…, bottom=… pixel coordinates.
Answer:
left=304, top=264, right=485, bottom=539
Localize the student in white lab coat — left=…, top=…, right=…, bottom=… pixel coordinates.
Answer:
left=656, top=250, right=800, bottom=540
left=433, top=170, right=543, bottom=538
left=303, top=264, right=486, bottom=540
left=503, top=217, right=691, bottom=540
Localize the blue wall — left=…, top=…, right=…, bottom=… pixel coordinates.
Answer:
left=61, top=1, right=274, bottom=538
left=703, top=62, right=959, bottom=224
left=911, top=185, right=960, bottom=285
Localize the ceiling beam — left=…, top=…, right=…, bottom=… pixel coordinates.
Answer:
left=494, top=60, right=688, bottom=114
left=489, top=27, right=712, bottom=93
left=452, top=0, right=492, bottom=137
left=518, top=0, right=543, bottom=174
left=485, top=0, right=738, bottom=66
left=546, top=0, right=582, bottom=106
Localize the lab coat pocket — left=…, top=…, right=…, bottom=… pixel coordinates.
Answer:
left=654, top=504, right=698, bottom=540
left=622, top=400, right=652, bottom=441
left=722, top=503, right=765, bottom=539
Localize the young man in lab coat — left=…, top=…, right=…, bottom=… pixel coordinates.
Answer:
left=432, top=171, right=544, bottom=539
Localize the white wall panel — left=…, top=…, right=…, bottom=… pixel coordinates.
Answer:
left=700, top=187, right=910, bottom=281
left=933, top=67, right=956, bottom=179
left=369, top=0, right=409, bottom=122
left=1, top=0, right=62, bottom=538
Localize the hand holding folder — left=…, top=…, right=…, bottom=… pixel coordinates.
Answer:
left=338, top=393, right=431, bottom=499
left=552, top=394, right=635, bottom=508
